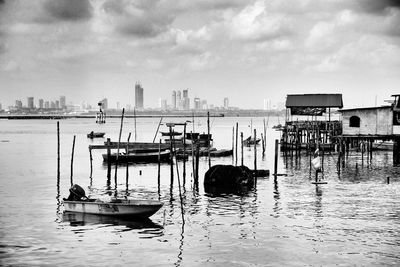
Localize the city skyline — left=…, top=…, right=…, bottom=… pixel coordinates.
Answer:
left=0, top=1, right=399, bottom=110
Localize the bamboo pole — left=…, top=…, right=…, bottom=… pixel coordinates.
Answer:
left=114, top=108, right=125, bottom=183
left=57, top=121, right=60, bottom=182
left=152, top=117, right=163, bottom=143
left=158, top=139, right=161, bottom=191
left=169, top=125, right=174, bottom=186
left=207, top=111, right=211, bottom=168
left=191, top=131, right=195, bottom=181
left=89, top=148, right=93, bottom=178
left=126, top=132, right=131, bottom=191
left=183, top=123, right=186, bottom=184
left=235, top=122, right=238, bottom=166
left=274, top=139, right=278, bottom=180
left=70, top=135, right=76, bottom=186
left=241, top=132, right=244, bottom=166
left=107, top=138, right=111, bottom=179
left=254, top=129, right=257, bottom=176
left=174, top=140, right=185, bottom=224
left=134, top=107, right=137, bottom=141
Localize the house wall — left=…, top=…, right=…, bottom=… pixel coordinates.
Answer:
left=342, top=108, right=392, bottom=135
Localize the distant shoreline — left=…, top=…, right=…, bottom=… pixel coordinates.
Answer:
left=0, top=110, right=282, bottom=120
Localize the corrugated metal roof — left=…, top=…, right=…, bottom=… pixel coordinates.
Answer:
left=286, top=94, right=343, bottom=108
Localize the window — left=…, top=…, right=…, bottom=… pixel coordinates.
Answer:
left=349, top=116, right=360, bottom=127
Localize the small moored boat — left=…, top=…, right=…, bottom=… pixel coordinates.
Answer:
left=63, top=185, right=163, bottom=218
left=87, top=131, right=105, bottom=138
left=102, top=150, right=171, bottom=163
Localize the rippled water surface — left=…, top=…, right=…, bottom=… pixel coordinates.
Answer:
left=1, top=117, right=399, bottom=266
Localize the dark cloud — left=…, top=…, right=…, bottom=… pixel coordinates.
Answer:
left=103, top=0, right=175, bottom=38
left=43, top=0, right=92, bottom=21
left=358, top=0, right=400, bottom=14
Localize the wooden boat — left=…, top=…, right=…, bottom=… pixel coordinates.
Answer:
left=243, top=136, right=261, bottom=146
left=160, top=131, right=182, bottom=136
left=63, top=198, right=163, bottom=218
left=210, top=149, right=233, bottom=157
left=102, top=150, right=171, bottom=163
left=87, top=132, right=105, bottom=138
left=63, top=185, right=163, bottom=218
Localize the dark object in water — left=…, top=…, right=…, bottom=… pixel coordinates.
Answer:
left=204, top=164, right=254, bottom=188
left=160, top=131, right=182, bottom=136
left=102, top=150, right=171, bottom=163
left=252, top=169, right=269, bottom=177
left=209, top=149, right=233, bottom=157
left=87, top=132, right=105, bottom=138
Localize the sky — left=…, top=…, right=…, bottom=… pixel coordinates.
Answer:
left=0, top=0, right=400, bottom=109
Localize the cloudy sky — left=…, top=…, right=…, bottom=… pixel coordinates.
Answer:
left=0, top=0, right=399, bottom=109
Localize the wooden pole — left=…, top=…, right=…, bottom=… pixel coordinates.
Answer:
left=134, top=107, right=137, bottom=141
left=174, top=140, right=185, bottom=224
left=107, top=138, right=111, bottom=179
left=152, top=117, right=163, bottom=143
left=195, top=144, right=200, bottom=185
left=183, top=123, right=186, bottom=184
left=261, top=133, right=265, bottom=155
left=158, top=139, right=161, bottom=190
left=169, top=125, right=174, bottom=186
left=126, top=132, right=131, bottom=191
left=235, top=122, right=238, bottom=166
left=191, top=131, right=195, bottom=181
left=274, top=139, right=278, bottom=180
left=241, top=132, right=244, bottom=166
left=263, top=118, right=266, bottom=154
left=207, top=111, right=211, bottom=168
left=70, top=135, right=76, bottom=186
left=254, top=129, right=257, bottom=175
left=57, top=121, right=60, bottom=182
left=114, top=108, right=125, bottom=182
left=89, top=148, right=93, bottom=178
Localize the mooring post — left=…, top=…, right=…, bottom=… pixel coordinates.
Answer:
left=274, top=139, right=278, bottom=180
left=134, top=107, right=137, bottom=141
left=114, top=108, right=125, bottom=183
left=261, top=133, right=265, bottom=155
left=107, top=138, right=111, bottom=179
left=393, top=137, right=400, bottom=165
left=173, top=140, right=185, bottom=224
left=387, top=176, right=390, bottom=184
left=235, top=122, right=238, bottom=166
left=263, top=118, right=266, bottom=154
left=169, top=125, right=174, bottom=186
left=195, top=144, right=200, bottom=187
left=70, top=135, right=76, bottom=186
left=183, top=123, right=187, bottom=185
left=89, top=147, right=93, bottom=178
left=232, top=126, right=235, bottom=164
left=207, top=111, right=211, bottom=168
left=240, top=132, right=244, bottom=166
left=126, top=132, right=131, bottom=191
left=57, top=121, right=60, bottom=182
left=254, top=129, right=257, bottom=176
left=158, top=139, right=161, bottom=190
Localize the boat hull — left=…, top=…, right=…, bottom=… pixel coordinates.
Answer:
left=63, top=199, right=163, bottom=218
left=102, top=150, right=171, bottom=163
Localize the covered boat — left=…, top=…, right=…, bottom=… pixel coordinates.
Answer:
left=63, top=185, right=163, bottom=218
left=102, top=150, right=171, bottom=163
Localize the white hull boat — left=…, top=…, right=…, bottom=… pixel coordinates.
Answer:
left=63, top=199, right=163, bottom=218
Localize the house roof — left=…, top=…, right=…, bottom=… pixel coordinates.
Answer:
left=285, top=94, right=343, bottom=108
left=339, top=106, right=392, bottom=112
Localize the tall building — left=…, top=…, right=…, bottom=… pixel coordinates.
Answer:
left=27, top=97, right=34, bottom=109
left=50, top=101, right=56, bottom=109
left=15, top=100, right=22, bottom=109
left=159, top=98, right=167, bottom=110
left=172, top=91, right=176, bottom=109
left=224, top=97, right=229, bottom=109
left=177, top=91, right=182, bottom=109
left=182, top=89, right=190, bottom=110
left=38, top=99, right=44, bottom=109
left=194, top=97, right=201, bottom=110
left=55, top=100, right=60, bottom=109
left=201, top=100, right=208, bottom=110
left=60, top=96, right=66, bottom=109
left=45, top=101, right=50, bottom=109
left=135, top=82, right=144, bottom=109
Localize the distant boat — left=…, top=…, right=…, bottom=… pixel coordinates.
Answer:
left=243, top=136, right=261, bottom=146
left=63, top=185, right=163, bottom=218
left=102, top=150, right=171, bottom=163
left=160, top=131, right=182, bottom=136
left=87, top=132, right=105, bottom=138
left=210, top=149, right=233, bottom=157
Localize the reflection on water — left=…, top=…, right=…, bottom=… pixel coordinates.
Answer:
left=62, top=212, right=163, bottom=237
left=1, top=118, right=400, bottom=266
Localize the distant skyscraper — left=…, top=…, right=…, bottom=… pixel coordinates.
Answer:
left=135, top=82, right=144, bottom=109
left=194, top=97, right=201, bottom=110
left=177, top=91, right=182, bottom=109
left=172, top=91, right=176, bottom=109
left=182, top=89, right=190, bottom=110
left=159, top=98, right=167, bottom=110
left=201, top=100, right=208, bottom=110
left=45, top=101, right=50, bottom=109
left=50, top=101, right=56, bottom=109
left=224, top=97, right=229, bottom=109
left=15, top=100, right=22, bottom=109
left=38, top=99, right=44, bottom=109
left=55, top=100, right=60, bottom=109
left=27, top=97, right=34, bottom=109
left=183, top=89, right=188, bottom=98
left=60, top=96, right=66, bottom=109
